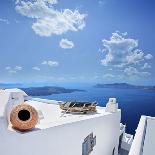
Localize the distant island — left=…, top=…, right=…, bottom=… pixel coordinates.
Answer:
left=94, top=83, right=155, bottom=90
left=21, top=86, right=84, bottom=96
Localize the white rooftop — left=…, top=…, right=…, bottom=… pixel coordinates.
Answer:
left=15, top=100, right=117, bottom=130
left=129, top=116, right=155, bottom=155
left=0, top=88, right=120, bottom=132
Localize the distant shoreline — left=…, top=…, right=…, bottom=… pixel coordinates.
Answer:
left=21, top=86, right=85, bottom=96
left=94, top=83, right=155, bottom=90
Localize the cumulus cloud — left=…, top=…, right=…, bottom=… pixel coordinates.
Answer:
left=42, top=60, right=59, bottom=67
left=59, top=38, right=74, bottom=49
left=5, top=66, right=23, bottom=74
left=100, top=31, right=153, bottom=78
left=124, top=67, right=139, bottom=76
left=0, top=18, right=9, bottom=24
left=32, top=66, right=41, bottom=71
left=101, top=31, right=149, bottom=67
left=141, top=63, right=151, bottom=70
left=100, top=31, right=153, bottom=67
left=15, top=0, right=87, bottom=37
left=124, top=67, right=150, bottom=77
left=144, top=54, right=153, bottom=60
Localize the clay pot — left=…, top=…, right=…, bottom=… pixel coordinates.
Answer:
left=10, top=104, right=38, bottom=131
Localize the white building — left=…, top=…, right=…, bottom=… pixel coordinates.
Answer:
left=129, top=116, right=155, bottom=155
left=0, top=89, right=133, bottom=155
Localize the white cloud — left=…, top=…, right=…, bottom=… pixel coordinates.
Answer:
left=16, top=0, right=58, bottom=4
left=44, top=0, right=58, bottom=5
left=5, top=66, right=11, bottom=70
left=32, top=66, right=41, bottom=71
left=15, top=66, right=23, bottom=71
left=42, top=60, right=59, bottom=67
left=124, top=67, right=150, bottom=77
left=141, top=63, right=151, bottom=70
left=5, top=66, right=23, bottom=74
left=101, top=53, right=113, bottom=66
left=101, top=31, right=135, bottom=66
left=126, top=49, right=144, bottom=65
left=101, top=31, right=153, bottom=67
left=100, top=31, right=153, bottom=78
left=103, top=74, right=115, bottom=79
left=15, top=0, right=87, bottom=37
left=144, top=54, right=153, bottom=60
left=124, top=67, right=138, bottom=76
left=59, top=38, right=74, bottom=49
left=9, top=70, right=17, bottom=74
left=0, top=18, right=9, bottom=24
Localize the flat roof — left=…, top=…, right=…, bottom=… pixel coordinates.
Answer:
left=8, top=99, right=120, bottom=131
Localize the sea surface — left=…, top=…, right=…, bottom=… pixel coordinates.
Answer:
left=37, top=87, right=155, bottom=134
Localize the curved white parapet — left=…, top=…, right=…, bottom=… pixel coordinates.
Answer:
left=6, top=89, right=27, bottom=123
left=128, top=116, right=147, bottom=155
left=0, top=89, right=39, bottom=131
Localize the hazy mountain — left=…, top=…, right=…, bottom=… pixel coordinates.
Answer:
left=94, top=83, right=155, bottom=90
left=21, top=86, right=84, bottom=96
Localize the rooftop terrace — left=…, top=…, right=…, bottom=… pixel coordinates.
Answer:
left=10, top=99, right=118, bottom=130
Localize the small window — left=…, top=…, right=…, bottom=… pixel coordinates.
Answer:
left=82, top=133, right=96, bottom=155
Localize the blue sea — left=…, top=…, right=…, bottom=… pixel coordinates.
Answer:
left=38, top=87, right=155, bottom=135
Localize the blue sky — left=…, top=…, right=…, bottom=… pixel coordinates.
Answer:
left=0, top=0, right=155, bottom=85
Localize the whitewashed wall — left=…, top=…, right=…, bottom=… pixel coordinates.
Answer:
left=0, top=111, right=121, bottom=155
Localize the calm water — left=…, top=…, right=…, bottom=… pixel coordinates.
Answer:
left=38, top=87, right=155, bottom=134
